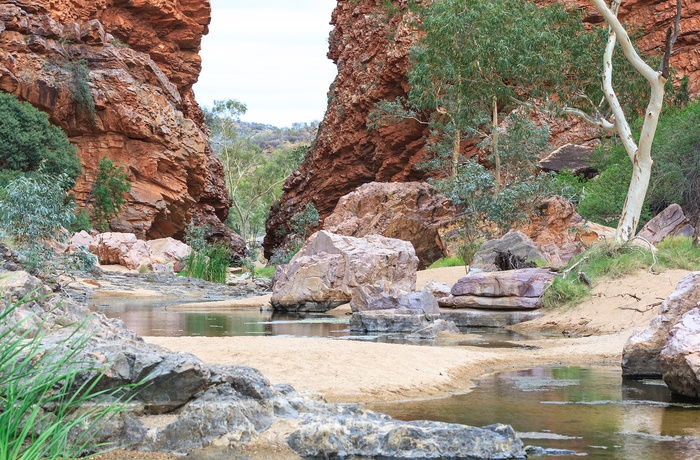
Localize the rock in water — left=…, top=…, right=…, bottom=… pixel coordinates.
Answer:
left=271, top=231, right=418, bottom=312
left=622, top=272, right=700, bottom=379
left=349, top=284, right=441, bottom=333
left=440, top=268, right=556, bottom=311
left=661, top=308, right=700, bottom=400
left=287, top=406, right=526, bottom=460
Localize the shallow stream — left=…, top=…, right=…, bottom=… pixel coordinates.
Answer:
left=365, top=366, right=700, bottom=459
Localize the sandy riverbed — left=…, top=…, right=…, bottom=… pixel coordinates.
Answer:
left=93, top=266, right=690, bottom=460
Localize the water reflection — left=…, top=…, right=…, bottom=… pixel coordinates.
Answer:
left=90, top=297, right=350, bottom=338
left=364, top=366, right=700, bottom=459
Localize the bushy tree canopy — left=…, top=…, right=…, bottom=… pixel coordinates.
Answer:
left=0, top=92, right=81, bottom=187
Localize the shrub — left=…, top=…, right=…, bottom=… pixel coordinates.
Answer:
left=0, top=294, right=133, bottom=459
left=0, top=92, right=81, bottom=187
left=0, top=172, right=95, bottom=273
left=0, top=172, right=75, bottom=246
left=65, top=59, right=95, bottom=122
left=646, top=100, right=700, bottom=223
left=575, top=143, right=652, bottom=228
left=86, top=157, right=131, bottom=232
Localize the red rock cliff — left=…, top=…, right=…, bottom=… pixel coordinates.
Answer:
left=264, top=0, right=700, bottom=257
left=0, top=0, right=241, bottom=251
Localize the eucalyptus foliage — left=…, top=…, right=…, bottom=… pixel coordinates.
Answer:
left=0, top=173, right=75, bottom=245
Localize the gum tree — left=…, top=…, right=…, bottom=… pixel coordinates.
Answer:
left=579, top=0, right=681, bottom=242
left=387, top=0, right=681, bottom=243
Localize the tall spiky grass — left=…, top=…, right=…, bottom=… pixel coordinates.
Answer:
left=179, top=243, right=231, bottom=284
left=0, top=294, right=133, bottom=459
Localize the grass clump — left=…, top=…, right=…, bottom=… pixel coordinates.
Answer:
left=656, top=237, right=700, bottom=270
left=428, top=256, right=465, bottom=269
left=255, top=265, right=277, bottom=279
left=179, top=225, right=232, bottom=284
left=0, top=294, right=133, bottom=459
left=542, top=241, right=656, bottom=310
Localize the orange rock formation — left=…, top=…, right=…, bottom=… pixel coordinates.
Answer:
left=0, top=0, right=242, bottom=253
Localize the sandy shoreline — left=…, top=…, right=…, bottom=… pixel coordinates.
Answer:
left=144, top=268, right=689, bottom=404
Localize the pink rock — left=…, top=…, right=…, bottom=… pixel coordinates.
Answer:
left=93, top=232, right=151, bottom=270
left=147, top=237, right=191, bottom=264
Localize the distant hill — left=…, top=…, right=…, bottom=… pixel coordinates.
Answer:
left=237, top=121, right=319, bottom=151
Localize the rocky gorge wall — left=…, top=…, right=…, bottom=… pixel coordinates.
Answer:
left=264, top=0, right=700, bottom=257
left=0, top=0, right=241, bottom=251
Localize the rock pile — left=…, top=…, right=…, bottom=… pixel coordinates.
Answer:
left=69, top=231, right=191, bottom=271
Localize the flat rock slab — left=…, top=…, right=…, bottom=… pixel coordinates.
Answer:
left=440, top=295, right=543, bottom=310
left=350, top=311, right=441, bottom=333
left=440, top=308, right=544, bottom=327
left=452, top=268, right=556, bottom=298
left=439, top=308, right=544, bottom=328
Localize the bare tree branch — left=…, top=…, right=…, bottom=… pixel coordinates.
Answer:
left=659, top=0, right=682, bottom=78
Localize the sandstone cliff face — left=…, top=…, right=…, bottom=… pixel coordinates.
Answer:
left=0, top=0, right=239, bottom=251
left=264, top=0, right=700, bottom=257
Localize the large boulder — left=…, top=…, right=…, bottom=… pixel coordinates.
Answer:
left=539, top=144, right=597, bottom=177
left=660, top=308, right=700, bottom=400
left=439, top=268, right=556, bottom=311
left=323, top=182, right=456, bottom=268
left=271, top=231, right=418, bottom=312
left=636, top=203, right=695, bottom=246
left=622, top=272, right=700, bottom=378
left=147, top=237, right=192, bottom=265
left=90, top=232, right=151, bottom=270
left=349, top=284, right=441, bottom=333
left=470, top=232, right=544, bottom=272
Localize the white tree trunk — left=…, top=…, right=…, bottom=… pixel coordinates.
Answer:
left=588, top=0, right=667, bottom=243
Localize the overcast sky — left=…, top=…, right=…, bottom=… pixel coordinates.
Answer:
left=193, top=0, right=338, bottom=127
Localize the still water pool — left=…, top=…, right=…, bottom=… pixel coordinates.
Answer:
left=89, top=296, right=537, bottom=345
left=365, top=366, right=700, bottom=459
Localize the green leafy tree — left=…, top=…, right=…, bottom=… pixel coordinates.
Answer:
left=85, top=157, right=131, bottom=232
left=206, top=100, right=307, bottom=242
left=0, top=92, right=81, bottom=187
left=377, top=0, right=681, bottom=243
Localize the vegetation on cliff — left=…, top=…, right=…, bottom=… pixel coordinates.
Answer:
left=0, top=92, right=81, bottom=188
